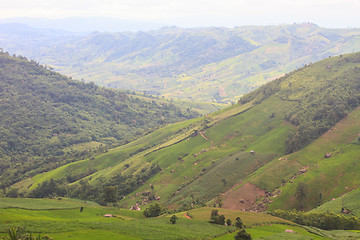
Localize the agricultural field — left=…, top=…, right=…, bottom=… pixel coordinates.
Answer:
left=2, top=199, right=355, bottom=240
left=0, top=199, right=234, bottom=240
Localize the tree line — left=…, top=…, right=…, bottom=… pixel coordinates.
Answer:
left=269, top=209, right=360, bottom=230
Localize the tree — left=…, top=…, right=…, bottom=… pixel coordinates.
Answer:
left=218, top=214, right=226, bottom=225
left=209, top=209, right=225, bottom=225
left=226, top=218, right=232, bottom=226
left=234, top=229, right=252, bottom=240
left=170, top=215, right=178, bottom=224
left=143, top=203, right=162, bottom=217
left=103, top=186, right=117, bottom=203
left=209, top=209, right=219, bottom=223
left=235, top=217, right=244, bottom=229
left=295, top=182, right=308, bottom=210
left=5, top=188, right=18, bottom=198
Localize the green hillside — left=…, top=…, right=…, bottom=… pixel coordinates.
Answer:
left=248, top=102, right=360, bottom=211
left=0, top=52, right=199, bottom=189
left=2, top=23, right=360, bottom=103
left=17, top=52, right=360, bottom=215
left=311, top=187, right=360, bottom=218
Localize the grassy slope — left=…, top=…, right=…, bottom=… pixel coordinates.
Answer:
left=0, top=199, right=233, bottom=240
left=311, top=187, right=360, bottom=217
left=254, top=106, right=360, bottom=211
left=1, top=199, right=345, bottom=240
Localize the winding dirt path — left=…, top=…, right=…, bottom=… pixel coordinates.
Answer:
left=199, top=131, right=211, bottom=141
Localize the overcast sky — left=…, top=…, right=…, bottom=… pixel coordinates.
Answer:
left=0, top=0, right=359, bottom=28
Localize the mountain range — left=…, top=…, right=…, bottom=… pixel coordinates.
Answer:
left=1, top=23, right=360, bottom=103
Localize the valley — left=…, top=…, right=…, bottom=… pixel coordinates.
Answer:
left=1, top=22, right=360, bottom=240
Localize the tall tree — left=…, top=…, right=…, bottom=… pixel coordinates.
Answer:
left=295, top=182, right=308, bottom=210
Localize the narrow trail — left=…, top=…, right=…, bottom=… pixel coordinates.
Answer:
left=184, top=212, right=192, bottom=219
left=199, top=131, right=211, bottom=141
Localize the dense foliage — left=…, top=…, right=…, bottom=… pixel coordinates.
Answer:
left=0, top=52, right=198, bottom=188
left=269, top=209, right=360, bottom=230
left=143, top=203, right=164, bottom=217
left=234, top=229, right=252, bottom=240
left=209, top=209, right=226, bottom=225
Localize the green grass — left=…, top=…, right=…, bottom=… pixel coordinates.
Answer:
left=0, top=198, right=96, bottom=210
left=2, top=199, right=359, bottom=240
left=247, top=224, right=329, bottom=239
left=50, top=229, right=142, bottom=240
left=0, top=201, right=235, bottom=240
left=213, top=224, right=360, bottom=239
left=185, top=208, right=291, bottom=227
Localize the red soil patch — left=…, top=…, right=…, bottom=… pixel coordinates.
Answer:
left=222, top=182, right=266, bottom=211
left=184, top=212, right=192, bottom=219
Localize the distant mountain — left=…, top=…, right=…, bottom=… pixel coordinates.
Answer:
left=17, top=52, right=360, bottom=213
left=0, top=52, right=199, bottom=188
left=1, top=23, right=360, bottom=103
left=0, top=17, right=164, bottom=33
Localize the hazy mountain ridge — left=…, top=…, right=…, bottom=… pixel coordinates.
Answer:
left=1, top=23, right=360, bottom=103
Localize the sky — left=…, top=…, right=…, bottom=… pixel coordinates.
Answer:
left=0, top=0, right=359, bottom=28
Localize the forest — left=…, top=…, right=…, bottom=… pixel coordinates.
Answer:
left=0, top=52, right=199, bottom=189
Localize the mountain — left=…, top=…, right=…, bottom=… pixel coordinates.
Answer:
left=0, top=52, right=199, bottom=189
left=0, top=17, right=164, bottom=33
left=1, top=23, right=360, bottom=103
left=15, top=52, right=360, bottom=213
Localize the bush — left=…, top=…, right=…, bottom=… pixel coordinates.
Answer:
left=235, top=217, right=244, bottom=229
left=170, top=215, right=178, bottom=224
left=234, top=229, right=252, bottom=240
left=209, top=209, right=226, bottom=225
left=143, top=203, right=163, bottom=217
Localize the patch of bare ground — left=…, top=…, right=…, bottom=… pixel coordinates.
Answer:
left=184, top=212, right=192, bottom=219
left=222, top=182, right=266, bottom=212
